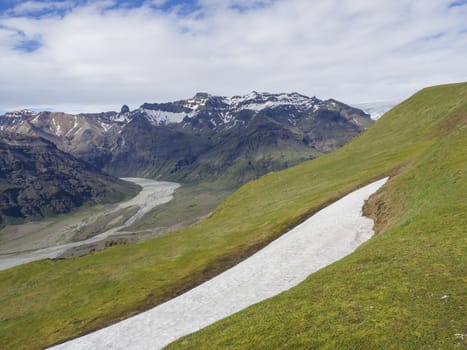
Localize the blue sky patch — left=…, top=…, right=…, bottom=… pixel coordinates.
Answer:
left=15, top=38, right=42, bottom=53
left=0, top=24, right=42, bottom=53
left=229, top=0, right=276, bottom=13
left=0, top=0, right=79, bottom=18
left=157, top=0, right=202, bottom=16
left=0, top=0, right=202, bottom=18
left=421, top=32, right=446, bottom=42
left=0, top=0, right=18, bottom=13
left=449, top=0, right=467, bottom=7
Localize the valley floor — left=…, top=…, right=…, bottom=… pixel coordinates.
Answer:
left=0, top=178, right=180, bottom=271
left=50, top=178, right=387, bottom=350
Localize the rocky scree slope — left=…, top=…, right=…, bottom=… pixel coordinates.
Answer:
left=0, top=132, right=139, bottom=226
left=0, top=92, right=372, bottom=186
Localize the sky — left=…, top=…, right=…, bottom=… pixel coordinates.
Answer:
left=0, top=0, right=466, bottom=113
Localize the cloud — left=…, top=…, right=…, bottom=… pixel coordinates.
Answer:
left=0, top=0, right=466, bottom=113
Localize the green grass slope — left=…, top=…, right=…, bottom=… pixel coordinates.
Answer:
left=0, top=83, right=466, bottom=349
left=168, top=84, right=467, bottom=349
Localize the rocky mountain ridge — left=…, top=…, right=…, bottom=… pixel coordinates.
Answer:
left=0, top=92, right=373, bottom=185
left=1, top=91, right=371, bottom=131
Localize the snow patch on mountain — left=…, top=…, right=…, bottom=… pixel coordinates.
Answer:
left=99, top=121, right=112, bottom=132
left=110, top=112, right=131, bottom=124
left=219, top=112, right=234, bottom=124
left=140, top=109, right=194, bottom=125
left=225, top=92, right=320, bottom=113
left=183, top=93, right=211, bottom=110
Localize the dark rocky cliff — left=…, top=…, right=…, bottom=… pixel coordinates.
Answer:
left=0, top=132, right=139, bottom=225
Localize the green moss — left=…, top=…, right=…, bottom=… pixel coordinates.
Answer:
left=0, top=82, right=466, bottom=350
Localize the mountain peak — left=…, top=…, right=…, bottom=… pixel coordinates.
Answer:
left=120, top=105, right=130, bottom=114
left=191, top=92, right=214, bottom=105
left=193, top=92, right=211, bottom=100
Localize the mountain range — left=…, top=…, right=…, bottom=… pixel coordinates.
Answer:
left=0, top=132, right=139, bottom=226
left=1, top=92, right=372, bottom=187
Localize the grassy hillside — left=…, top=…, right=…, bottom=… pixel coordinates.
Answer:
left=168, top=84, right=467, bottom=349
left=0, top=83, right=466, bottom=349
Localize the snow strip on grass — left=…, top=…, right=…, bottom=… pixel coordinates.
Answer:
left=50, top=177, right=388, bottom=350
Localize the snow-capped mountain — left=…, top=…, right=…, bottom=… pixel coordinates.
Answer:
left=138, top=92, right=366, bottom=126
left=0, top=92, right=373, bottom=185
left=0, top=92, right=371, bottom=133
left=134, top=92, right=373, bottom=133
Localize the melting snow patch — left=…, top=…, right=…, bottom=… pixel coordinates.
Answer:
left=99, top=122, right=111, bottom=132
left=50, top=178, right=388, bottom=350
left=142, top=109, right=193, bottom=125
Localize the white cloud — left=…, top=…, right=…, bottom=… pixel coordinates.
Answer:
left=0, top=0, right=466, bottom=113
